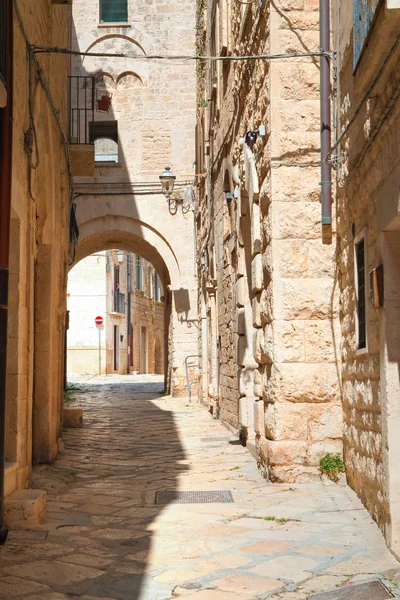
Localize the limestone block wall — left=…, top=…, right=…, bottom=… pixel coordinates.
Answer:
left=333, top=0, right=400, bottom=553
left=71, top=0, right=198, bottom=395
left=197, top=0, right=342, bottom=479
left=6, top=1, right=71, bottom=480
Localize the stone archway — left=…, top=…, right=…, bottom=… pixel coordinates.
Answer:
left=72, top=191, right=199, bottom=397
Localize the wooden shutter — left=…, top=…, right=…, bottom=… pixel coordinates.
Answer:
left=100, top=0, right=128, bottom=23
left=353, top=0, right=381, bottom=68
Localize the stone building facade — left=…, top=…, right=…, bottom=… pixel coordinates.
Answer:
left=67, top=250, right=164, bottom=375
left=196, top=0, right=342, bottom=480
left=3, top=0, right=71, bottom=518
left=70, top=0, right=199, bottom=396
left=332, top=0, right=400, bottom=558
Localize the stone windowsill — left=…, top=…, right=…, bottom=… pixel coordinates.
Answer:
left=95, top=162, right=123, bottom=168
left=110, top=311, right=124, bottom=319
left=355, top=346, right=369, bottom=357
left=98, top=23, right=131, bottom=28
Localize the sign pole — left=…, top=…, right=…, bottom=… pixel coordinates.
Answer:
left=94, top=316, right=104, bottom=376
left=98, top=325, right=101, bottom=375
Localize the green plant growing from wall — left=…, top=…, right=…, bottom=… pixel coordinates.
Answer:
left=319, top=453, right=345, bottom=483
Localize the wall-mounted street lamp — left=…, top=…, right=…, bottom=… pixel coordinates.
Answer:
left=117, top=250, right=125, bottom=264
left=159, top=166, right=193, bottom=215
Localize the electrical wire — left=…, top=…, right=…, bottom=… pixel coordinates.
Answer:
left=328, top=35, right=400, bottom=163
left=13, top=0, right=74, bottom=204
left=32, top=46, right=330, bottom=62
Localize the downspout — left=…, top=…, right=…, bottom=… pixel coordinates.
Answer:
left=320, top=0, right=332, bottom=226
left=0, top=0, right=13, bottom=546
left=126, top=255, right=131, bottom=374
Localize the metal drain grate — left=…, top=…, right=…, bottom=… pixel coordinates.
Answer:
left=200, top=437, right=235, bottom=442
left=308, top=580, right=392, bottom=600
left=155, top=490, right=234, bottom=505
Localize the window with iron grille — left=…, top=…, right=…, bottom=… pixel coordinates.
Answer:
left=356, top=238, right=367, bottom=350
left=154, top=272, right=161, bottom=302
left=148, top=267, right=153, bottom=298
left=100, top=0, right=128, bottom=23
left=353, top=0, right=381, bottom=68
left=135, top=256, right=143, bottom=291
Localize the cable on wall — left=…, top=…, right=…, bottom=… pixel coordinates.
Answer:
left=327, top=35, right=400, bottom=167
left=13, top=0, right=74, bottom=205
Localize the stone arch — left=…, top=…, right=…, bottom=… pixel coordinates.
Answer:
left=116, top=71, right=144, bottom=88
left=74, top=217, right=180, bottom=288
left=82, top=35, right=149, bottom=83
left=84, top=34, right=147, bottom=58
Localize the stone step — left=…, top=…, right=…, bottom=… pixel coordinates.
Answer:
left=5, top=489, right=46, bottom=529
left=4, top=462, right=18, bottom=498
left=246, top=439, right=258, bottom=461
left=63, top=406, right=83, bottom=427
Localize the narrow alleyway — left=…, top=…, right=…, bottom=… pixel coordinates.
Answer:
left=0, top=377, right=399, bottom=600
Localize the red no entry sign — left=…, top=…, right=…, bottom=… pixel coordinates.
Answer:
left=95, top=316, right=104, bottom=326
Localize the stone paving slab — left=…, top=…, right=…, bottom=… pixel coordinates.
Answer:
left=0, top=374, right=399, bottom=600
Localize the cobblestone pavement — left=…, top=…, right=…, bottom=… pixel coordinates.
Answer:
left=1, top=375, right=400, bottom=600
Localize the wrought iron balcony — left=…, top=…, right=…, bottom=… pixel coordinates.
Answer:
left=68, top=76, right=95, bottom=144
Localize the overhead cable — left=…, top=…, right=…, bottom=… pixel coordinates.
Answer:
left=33, top=46, right=331, bottom=62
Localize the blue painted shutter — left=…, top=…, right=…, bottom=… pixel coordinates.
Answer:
left=354, top=0, right=381, bottom=68
left=100, top=0, right=128, bottom=23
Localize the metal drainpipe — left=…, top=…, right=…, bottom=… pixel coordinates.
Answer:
left=320, top=0, right=332, bottom=226
left=0, top=0, right=13, bottom=546
left=126, top=255, right=131, bottom=374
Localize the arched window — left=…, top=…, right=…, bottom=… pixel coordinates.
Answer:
left=94, top=138, right=118, bottom=162
left=90, top=121, right=118, bottom=163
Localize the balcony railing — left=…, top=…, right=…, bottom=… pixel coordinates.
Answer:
left=69, top=76, right=95, bottom=144
left=114, top=291, right=125, bottom=314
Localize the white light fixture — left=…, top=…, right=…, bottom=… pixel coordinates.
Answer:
left=159, top=166, right=176, bottom=199
left=117, top=250, right=125, bottom=264
left=159, top=167, right=193, bottom=215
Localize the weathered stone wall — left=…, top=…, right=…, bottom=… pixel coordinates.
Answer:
left=71, top=0, right=198, bottom=396
left=6, top=1, right=71, bottom=487
left=197, top=0, right=342, bottom=478
left=333, top=0, right=400, bottom=555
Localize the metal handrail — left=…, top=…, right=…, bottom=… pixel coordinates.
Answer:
left=185, top=354, right=199, bottom=403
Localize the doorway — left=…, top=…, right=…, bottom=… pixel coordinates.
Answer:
left=114, top=325, right=119, bottom=372
left=130, top=326, right=134, bottom=368
left=140, top=326, right=147, bottom=373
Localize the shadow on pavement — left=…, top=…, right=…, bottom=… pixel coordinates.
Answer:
left=0, top=380, right=187, bottom=600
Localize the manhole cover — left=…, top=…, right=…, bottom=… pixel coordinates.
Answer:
left=155, top=490, right=234, bottom=504
left=308, top=580, right=392, bottom=600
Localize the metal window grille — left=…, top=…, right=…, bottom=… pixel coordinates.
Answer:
left=100, top=0, right=128, bottom=23
left=356, top=239, right=366, bottom=349
left=353, top=0, right=381, bottom=68
left=69, top=76, right=95, bottom=144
